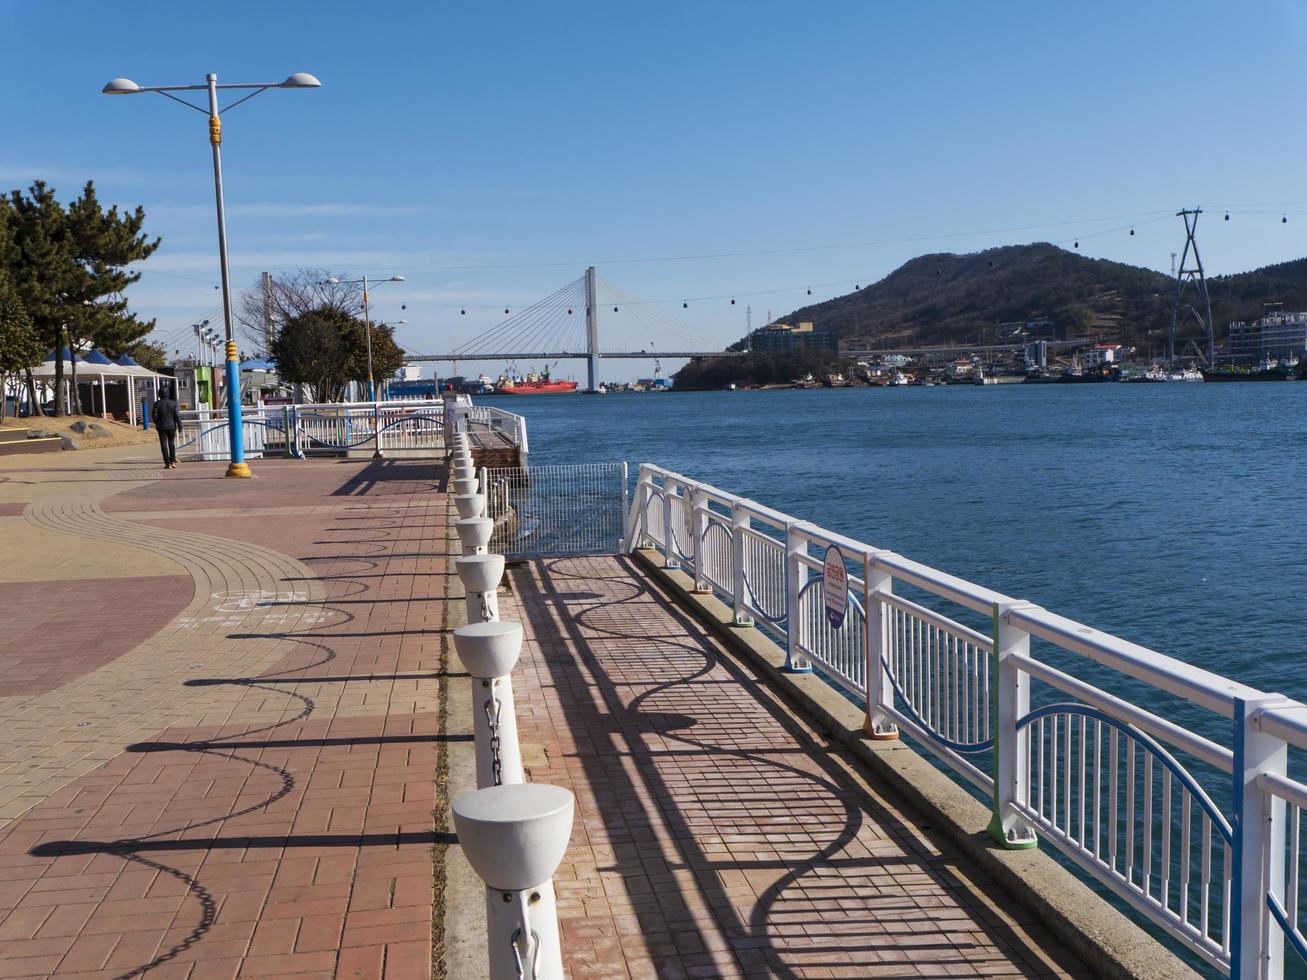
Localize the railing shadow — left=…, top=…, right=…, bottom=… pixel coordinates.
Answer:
left=519, top=554, right=1085, bottom=977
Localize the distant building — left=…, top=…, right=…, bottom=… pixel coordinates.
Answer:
left=748, top=321, right=839, bottom=356
left=1228, top=311, right=1307, bottom=363
left=1023, top=340, right=1048, bottom=371
left=1082, top=344, right=1121, bottom=369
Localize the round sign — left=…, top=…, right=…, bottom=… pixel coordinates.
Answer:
left=823, top=545, right=849, bottom=630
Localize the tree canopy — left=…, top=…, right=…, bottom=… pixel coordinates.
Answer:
left=1, top=181, right=159, bottom=414
left=270, top=304, right=405, bottom=403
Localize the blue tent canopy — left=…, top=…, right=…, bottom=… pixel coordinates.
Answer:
left=116, top=355, right=140, bottom=366
left=43, top=348, right=81, bottom=363
left=240, top=359, right=275, bottom=371
left=82, top=350, right=116, bottom=366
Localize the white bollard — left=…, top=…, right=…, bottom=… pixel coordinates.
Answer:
left=453, top=784, right=574, bottom=980
left=456, top=516, right=495, bottom=556
left=454, top=493, right=486, bottom=520
left=452, top=476, right=479, bottom=497
left=453, top=621, right=525, bottom=788
left=457, top=552, right=504, bottom=623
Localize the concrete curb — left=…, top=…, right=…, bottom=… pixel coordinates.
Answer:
left=439, top=506, right=489, bottom=979
left=632, top=549, right=1199, bottom=980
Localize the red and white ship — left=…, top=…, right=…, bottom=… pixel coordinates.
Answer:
left=496, top=367, right=579, bottom=395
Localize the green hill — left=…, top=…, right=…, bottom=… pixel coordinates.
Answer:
left=759, top=242, right=1307, bottom=350
left=675, top=243, right=1307, bottom=388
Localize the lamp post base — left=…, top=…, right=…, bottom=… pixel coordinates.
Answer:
left=225, top=462, right=253, bottom=479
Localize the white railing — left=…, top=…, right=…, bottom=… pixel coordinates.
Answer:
left=628, top=463, right=1307, bottom=978
left=468, top=405, right=529, bottom=455
left=177, top=399, right=529, bottom=461
left=177, top=407, right=282, bottom=460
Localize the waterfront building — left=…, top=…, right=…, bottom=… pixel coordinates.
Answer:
left=1082, top=343, right=1122, bottom=368
left=748, top=320, right=839, bottom=356
left=1228, top=310, right=1307, bottom=363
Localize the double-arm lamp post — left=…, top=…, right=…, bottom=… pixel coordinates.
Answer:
left=322, top=274, right=404, bottom=458
left=102, top=71, right=320, bottom=478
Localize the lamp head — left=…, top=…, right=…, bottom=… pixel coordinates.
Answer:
left=102, top=78, right=142, bottom=95
left=390, top=275, right=406, bottom=282
left=325, top=276, right=341, bottom=284
left=280, top=72, right=322, bottom=89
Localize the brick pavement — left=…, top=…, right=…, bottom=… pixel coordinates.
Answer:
left=501, top=555, right=1093, bottom=979
left=0, top=443, right=1098, bottom=979
left=0, top=448, right=448, bottom=978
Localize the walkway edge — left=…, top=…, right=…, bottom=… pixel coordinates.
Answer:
left=439, top=505, right=489, bottom=979
left=632, top=549, right=1199, bottom=980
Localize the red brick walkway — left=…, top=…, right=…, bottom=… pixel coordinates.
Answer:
left=0, top=455, right=448, bottom=979
left=0, top=447, right=1098, bottom=979
left=502, top=555, right=1091, bottom=979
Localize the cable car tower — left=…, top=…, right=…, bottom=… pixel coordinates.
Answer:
left=1168, top=208, right=1214, bottom=365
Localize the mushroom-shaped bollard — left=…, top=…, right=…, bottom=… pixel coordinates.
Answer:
left=453, top=784, right=574, bottom=980
left=456, top=516, right=495, bottom=556
left=454, top=493, right=486, bottom=520
left=452, top=476, right=479, bottom=497
left=457, top=552, right=504, bottom=623
left=454, top=621, right=525, bottom=787
left=453, top=464, right=476, bottom=483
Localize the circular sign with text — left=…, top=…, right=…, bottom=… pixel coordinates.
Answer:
left=823, top=544, right=849, bottom=630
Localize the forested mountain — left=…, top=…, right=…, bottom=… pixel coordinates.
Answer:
left=746, top=243, right=1307, bottom=350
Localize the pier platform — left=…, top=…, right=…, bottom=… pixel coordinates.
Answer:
left=0, top=443, right=1145, bottom=977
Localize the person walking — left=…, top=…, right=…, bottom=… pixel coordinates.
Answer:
left=151, top=386, right=182, bottom=469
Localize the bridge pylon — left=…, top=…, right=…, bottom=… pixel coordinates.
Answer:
left=584, top=265, right=599, bottom=392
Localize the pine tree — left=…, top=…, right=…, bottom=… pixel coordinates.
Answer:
left=4, top=181, right=159, bottom=415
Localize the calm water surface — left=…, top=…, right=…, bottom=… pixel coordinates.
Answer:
left=507, top=384, right=1307, bottom=714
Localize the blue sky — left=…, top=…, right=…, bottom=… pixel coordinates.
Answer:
left=4, top=0, right=1307, bottom=381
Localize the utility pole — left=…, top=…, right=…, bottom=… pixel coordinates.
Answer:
left=261, top=271, right=274, bottom=355
left=1168, top=209, right=1214, bottom=365
left=584, top=266, right=599, bottom=393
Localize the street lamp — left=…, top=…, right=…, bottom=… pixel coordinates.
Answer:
left=103, top=71, right=321, bottom=478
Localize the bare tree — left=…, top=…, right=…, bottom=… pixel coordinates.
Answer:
left=237, top=269, right=361, bottom=356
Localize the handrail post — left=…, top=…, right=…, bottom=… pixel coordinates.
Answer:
left=783, top=522, right=812, bottom=673
left=619, top=461, right=631, bottom=554
left=863, top=551, right=898, bottom=739
left=987, top=601, right=1038, bottom=848
left=627, top=467, right=652, bottom=552
left=687, top=486, right=706, bottom=590
left=730, top=503, right=753, bottom=626
left=662, top=476, right=679, bottom=569
left=1235, top=695, right=1290, bottom=980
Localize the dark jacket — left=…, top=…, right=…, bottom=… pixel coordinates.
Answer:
left=151, top=397, right=182, bottom=433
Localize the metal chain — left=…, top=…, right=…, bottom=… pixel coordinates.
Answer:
left=509, top=926, right=541, bottom=980
left=483, top=695, right=504, bottom=786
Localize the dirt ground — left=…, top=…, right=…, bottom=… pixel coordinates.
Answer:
left=0, top=415, right=154, bottom=449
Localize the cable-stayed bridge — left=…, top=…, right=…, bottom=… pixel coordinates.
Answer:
left=403, top=267, right=743, bottom=390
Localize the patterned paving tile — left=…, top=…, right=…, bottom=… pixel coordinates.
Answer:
left=499, top=555, right=1093, bottom=979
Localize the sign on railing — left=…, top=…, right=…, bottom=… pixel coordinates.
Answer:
left=627, top=463, right=1307, bottom=978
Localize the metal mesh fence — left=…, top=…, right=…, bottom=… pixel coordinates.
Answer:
left=483, top=463, right=628, bottom=558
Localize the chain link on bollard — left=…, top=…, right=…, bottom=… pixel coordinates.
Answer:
left=510, top=926, right=541, bottom=979
left=484, top=694, right=504, bottom=786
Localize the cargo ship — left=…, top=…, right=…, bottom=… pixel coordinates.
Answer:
left=1199, top=357, right=1298, bottom=382
left=496, top=368, right=579, bottom=395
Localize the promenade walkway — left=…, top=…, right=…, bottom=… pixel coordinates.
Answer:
left=0, top=443, right=1093, bottom=978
